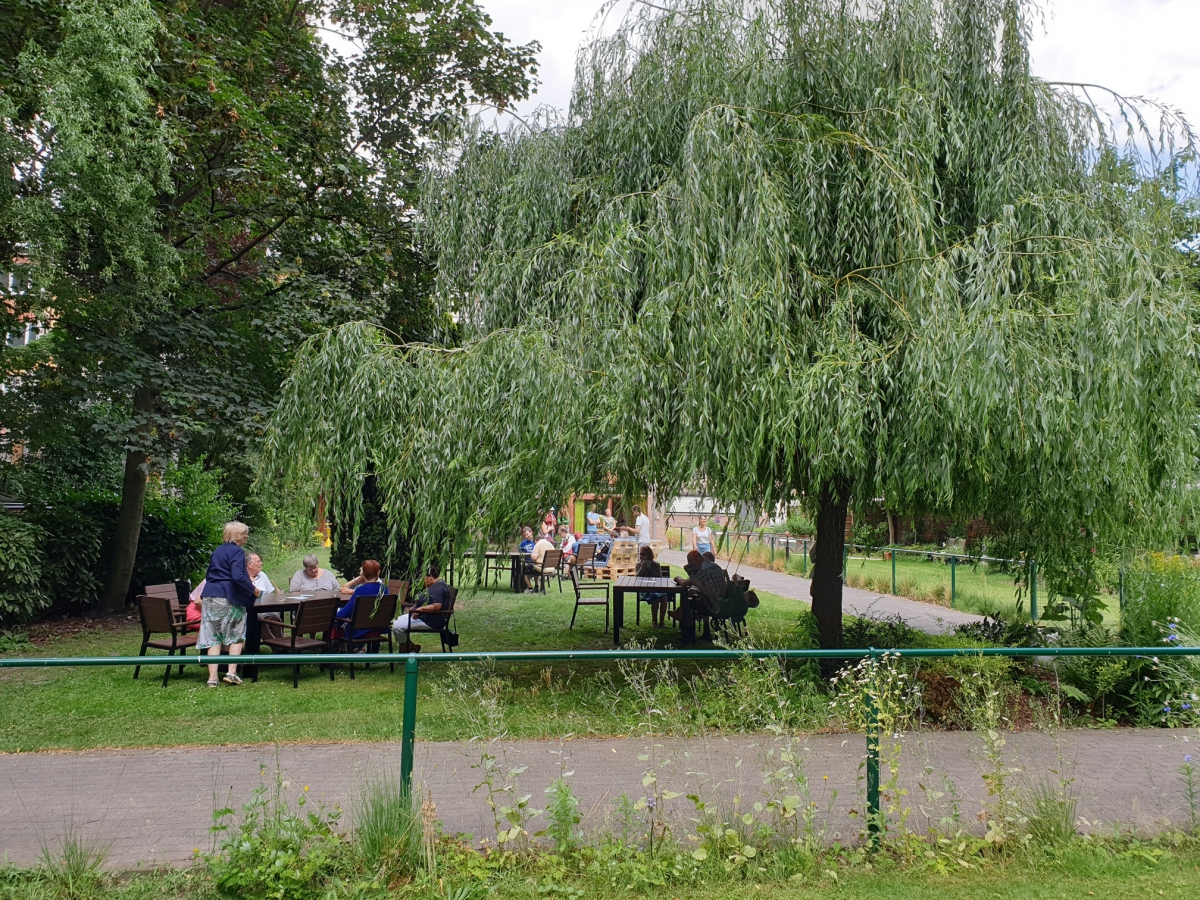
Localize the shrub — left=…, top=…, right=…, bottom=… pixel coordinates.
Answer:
left=1120, top=553, right=1200, bottom=647
left=208, top=782, right=347, bottom=900
left=329, top=474, right=412, bottom=581
left=0, top=513, right=48, bottom=622
left=24, top=459, right=235, bottom=611
left=784, top=510, right=815, bottom=536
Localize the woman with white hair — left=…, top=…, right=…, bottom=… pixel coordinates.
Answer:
left=197, top=521, right=261, bottom=687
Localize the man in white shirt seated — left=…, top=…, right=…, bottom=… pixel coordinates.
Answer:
left=557, top=525, right=578, bottom=565
left=247, top=552, right=284, bottom=640
left=524, top=534, right=558, bottom=591
left=289, top=554, right=340, bottom=592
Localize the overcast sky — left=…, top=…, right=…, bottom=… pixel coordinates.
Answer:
left=478, top=0, right=1200, bottom=134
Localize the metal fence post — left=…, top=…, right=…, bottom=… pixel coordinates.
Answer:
left=890, top=548, right=896, bottom=595
left=785, top=533, right=790, bottom=563
left=802, top=540, right=809, bottom=576
left=400, top=655, right=420, bottom=797
left=770, top=535, right=775, bottom=567
left=866, top=648, right=881, bottom=848
left=1119, top=568, right=1125, bottom=611
left=842, top=544, right=848, bottom=582
left=1029, top=557, right=1038, bottom=622
left=950, top=555, right=957, bottom=609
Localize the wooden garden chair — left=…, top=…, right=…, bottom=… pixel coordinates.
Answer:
left=260, top=595, right=340, bottom=687
left=569, top=567, right=610, bottom=632
left=133, top=594, right=198, bottom=687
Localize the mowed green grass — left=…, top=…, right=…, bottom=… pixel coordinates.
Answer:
left=0, top=551, right=811, bottom=752
left=4, top=844, right=1200, bottom=899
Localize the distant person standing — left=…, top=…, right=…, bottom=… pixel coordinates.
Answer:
left=540, top=511, right=557, bottom=541
left=602, top=509, right=617, bottom=533
left=692, top=515, right=715, bottom=555
left=634, top=505, right=651, bottom=545
left=198, top=521, right=261, bottom=687
left=586, top=504, right=601, bottom=534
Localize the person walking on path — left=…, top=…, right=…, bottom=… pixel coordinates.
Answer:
left=691, top=516, right=715, bottom=555
left=198, top=522, right=261, bottom=687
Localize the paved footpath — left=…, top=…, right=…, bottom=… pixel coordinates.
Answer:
left=657, top=549, right=984, bottom=634
left=2, top=729, right=1196, bottom=869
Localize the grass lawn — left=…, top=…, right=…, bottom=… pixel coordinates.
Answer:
left=3, top=842, right=1200, bottom=899
left=491, top=852, right=1200, bottom=900
left=0, top=547, right=818, bottom=752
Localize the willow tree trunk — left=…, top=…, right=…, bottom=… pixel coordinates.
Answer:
left=810, top=478, right=850, bottom=650
left=101, top=386, right=156, bottom=613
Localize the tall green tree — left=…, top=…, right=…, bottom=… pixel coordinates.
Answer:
left=264, top=0, right=1199, bottom=646
left=1, top=0, right=537, bottom=609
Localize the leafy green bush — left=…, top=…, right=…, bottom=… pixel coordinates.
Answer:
left=783, top=510, right=815, bottom=536
left=24, top=460, right=235, bottom=610
left=27, top=495, right=112, bottom=610
left=208, top=782, right=347, bottom=900
left=1120, top=553, right=1200, bottom=647
left=0, top=514, right=48, bottom=622
left=329, top=475, right=412, bottom=581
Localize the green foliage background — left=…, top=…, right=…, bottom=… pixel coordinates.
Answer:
left=265, top=0, right=1199, bottom=607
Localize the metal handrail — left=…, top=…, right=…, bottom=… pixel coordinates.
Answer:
left=3, top=643, right=1197, bottom=847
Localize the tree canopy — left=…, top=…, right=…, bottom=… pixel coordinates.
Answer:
left=265, top=0, right=1199, bottom=646
left=1, top=0, right=537, bottom=608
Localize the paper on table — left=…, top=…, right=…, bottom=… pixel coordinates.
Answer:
left=289, top=594, right=312, bottom=600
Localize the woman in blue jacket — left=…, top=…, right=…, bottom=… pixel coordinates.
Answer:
left=198, top=521, right=261, bottom=686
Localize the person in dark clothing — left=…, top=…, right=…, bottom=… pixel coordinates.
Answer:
left=391, top=562, right=454, bottom=652
left=636, top=545, right=670, bottom=628
left=198, top=521, right=262, bottom=686
left=673, top=549, right=728, bottom=642
left=336, top=559, right=387, bottom=641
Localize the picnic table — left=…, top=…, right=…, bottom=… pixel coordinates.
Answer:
left=611, top=576, right=687, bottom=646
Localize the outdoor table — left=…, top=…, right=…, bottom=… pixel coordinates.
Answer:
left=459, top=549, right=523, bottom=591
left=612, top=576, right=687, bottom=646
left=508, top=552, right=525, bottom=593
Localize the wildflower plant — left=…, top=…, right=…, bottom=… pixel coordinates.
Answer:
left=1142, top=619, right=1200, bottom=728
left=830, top=653, right=921, bottom=840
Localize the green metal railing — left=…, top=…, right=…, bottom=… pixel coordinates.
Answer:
left=3, top=644, right=1197, bottom=846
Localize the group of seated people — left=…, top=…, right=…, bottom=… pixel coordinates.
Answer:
left=187, top=553, right=452, bottom=653
left=336, top=558, right=452, bottom=653
left=624, top=545, right=732, bottom=631
left=518, top=525, right=577, bottom=591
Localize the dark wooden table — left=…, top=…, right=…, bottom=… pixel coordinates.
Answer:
left=459, top=550, right=525, bottom=592
left=612, top=576, right=687, bottom=646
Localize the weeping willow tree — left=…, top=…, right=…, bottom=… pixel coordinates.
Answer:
left=264, top=0, right=1199, bottom=647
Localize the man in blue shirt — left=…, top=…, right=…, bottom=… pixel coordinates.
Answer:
left=518, top=526, right=536, bottom=558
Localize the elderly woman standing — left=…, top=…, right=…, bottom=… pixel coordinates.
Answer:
left=198, top=521, right=261, bottom=687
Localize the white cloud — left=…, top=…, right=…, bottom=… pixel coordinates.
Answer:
left=482, top=0, right=1200, bottom=133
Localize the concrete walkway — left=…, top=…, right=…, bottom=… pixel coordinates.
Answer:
left=657, top=549, right=985, bottom=634
left=2, top=729, right=1195, bottom=869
